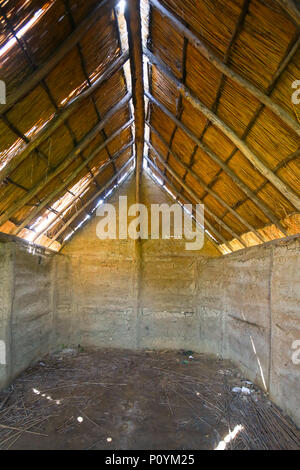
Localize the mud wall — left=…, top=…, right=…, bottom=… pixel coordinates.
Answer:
left=197, top=236, right=300, bottom=427
left=53, top=173, right=219, bottom=351
left=0, top=241, right=53, bottom=389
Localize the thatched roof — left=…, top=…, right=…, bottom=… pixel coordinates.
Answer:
left=0, top=0, right=299, bottom=254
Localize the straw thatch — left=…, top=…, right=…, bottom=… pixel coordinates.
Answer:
left=0, top=0, right=299, bottom=254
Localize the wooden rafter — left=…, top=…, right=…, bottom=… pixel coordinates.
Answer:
left=177, top=0, right=250, bottom=212
left=51, top=156, right=135, bottom=247
left=64, top=0, right=119, bottom=176
left=144, top=54, right=300, bottom=211
left=162, top=36, right=187, bottom=181
left=0, top=52, right=129, bottom=185
left=146, top=91, right=288, bottom=233
left=0, top=95, right=132, bottom=227
left=11, top=118, right=133, bottom=236
left=0, top=0, right=120, bottom=116
left=276, top=0, right=300, bottom=26
left=148, top=0, right=300, bottom=138
left=145, top=156, right=231, bottom=251
left=124, top=0, right=145, bottom=203
left=147, top=144, right=247, bottom=247
left=195, top=31, right=300, bottom=225
left=0, top=0, right=126, bottom=197
left=32, top=142, right=134, bottom=243
left=0, top=33, right=98, bottom=226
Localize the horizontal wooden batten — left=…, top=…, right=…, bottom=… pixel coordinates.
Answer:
left=32, top=142, right=134, bottom=244
left=147, top=144, right=247, bottom=247
left=276, top=0, right=300, bottom=26
left=145, top=155, right=231, bottom=252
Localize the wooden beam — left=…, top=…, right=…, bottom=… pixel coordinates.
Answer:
left=11, top=119, right=133, bottom=236
left=145, top=156, right=231, bottom=252
left=146, top=165, right=224, bottom=254
left=32, top=142, right=134, bottom=243
left=145, top=49, right=300, bottom=211
left=50, top=156, right=135, bottom=246
left=146, top=126, right=268, bottom=242
left=146, top=91, right=288, bottom=233
left=0, top=52, right=129, bottom=185
left=0, top=0, right=120, bottom=115
left=124, top=0, right=145, bottom=203
left=147, top=145, right=247, bottom=247
left=276, top=0, right=300, bottom=26
left=0, top=231, right=58, bottom=255
left=196, top=32, right=300, bottom=225
left=148, top=0, right=300, bottom=138
left=63, top=0, right=118, bottom=176
left=0, top=95, right=132, bottom=227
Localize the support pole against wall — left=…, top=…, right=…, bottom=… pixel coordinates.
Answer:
left=124, top=0, right=145, bottom=204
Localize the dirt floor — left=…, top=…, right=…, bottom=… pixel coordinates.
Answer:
left=0, top=348, right=299, bottom=450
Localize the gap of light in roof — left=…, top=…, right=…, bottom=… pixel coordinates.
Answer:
left=116, top=0, right=135, bottom=130
left=0, top=2, right=54, bottom=58
left=19, top=0, right=134, bottom=246
left=117, top=0, right=126, bottom=14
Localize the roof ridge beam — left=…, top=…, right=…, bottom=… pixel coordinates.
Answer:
left=146, top=90, right=288, bottom=233
left=0, top=52, right=129, bottom=185
left=148, top=0, right=300, bottom=137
